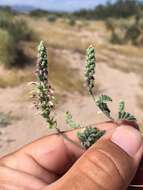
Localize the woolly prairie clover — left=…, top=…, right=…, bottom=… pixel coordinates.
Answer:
left=34, top=41, right=56, bottom=128
left=33, top=41, right=137, bottom=150
left=85, top=45, right=96, bottom=96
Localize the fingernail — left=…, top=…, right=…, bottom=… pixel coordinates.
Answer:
left=111, top=125, right=142, bottom=157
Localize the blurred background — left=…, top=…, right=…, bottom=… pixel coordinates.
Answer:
left=0, top=0, right=143, bottom=156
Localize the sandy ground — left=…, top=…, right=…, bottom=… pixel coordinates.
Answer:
left=0, top=47, right=143, bottom=157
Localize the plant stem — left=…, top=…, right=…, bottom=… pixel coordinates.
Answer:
left=55, top=127, right=85, bottom=150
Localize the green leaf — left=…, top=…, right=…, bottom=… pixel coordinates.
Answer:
left=118, top=100, right=125, bottom=113
left=64, top=112, right=80, bottom=129
left=96, top=95, right=112, bottom=118
left=118, top=111, right=136, bottom=121
left=99, top=95, right=112, bottom=103
left=77, top=127, right=105, bottom=149
left=98, top=102, right=111, bottom=116
left=118, top=101, right=136, bottom=122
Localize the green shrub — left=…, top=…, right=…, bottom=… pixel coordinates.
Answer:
left=30, top=9, right=49, bottom=18
left=124, top=15, right=142, bottom=45
left=0, top=12, right=12, bottom=29
left=110, top=32, right=123, bottom=44
left=0, top=17, right=34, bottom=42
left=11, top=19, right=34, bottom=42
left=47, top=15, right=57, bottom=22
left=0, top=11, right=35, bottom=68
left=0, top=112, right=11, bottom=127
left=107, top=15, right=143, bottom=46
left=0, top=6, right=14, bottom=15
left=68, top=17, right=76, bottom=26
left=0, top=29, right=17, bottom=67
left=125, top=24, right=141, bottom=44
left=73, top=0, right=143, bottom=20
left=105, top=18, right=116, bottom=32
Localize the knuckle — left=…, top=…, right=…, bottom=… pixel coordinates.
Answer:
left=94, top=148, right=125, bottom=183
left=76, top=147, right=126, bottom=190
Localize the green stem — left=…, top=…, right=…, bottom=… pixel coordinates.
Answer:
left=55, top=127, right=85, bottom=150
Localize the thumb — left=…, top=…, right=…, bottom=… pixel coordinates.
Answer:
left=49, top=125, right=143, bottom=190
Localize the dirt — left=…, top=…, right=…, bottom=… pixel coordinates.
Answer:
left=0, top=47, right=143, bottom=157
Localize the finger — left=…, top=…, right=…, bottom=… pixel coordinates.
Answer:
left=20, top=122, right=117, bottom=173
left=0, top=122, right=117, bottom=184
left=0, top=164, right=47, bottom=190
left=46, top=125, right=143, bottom=190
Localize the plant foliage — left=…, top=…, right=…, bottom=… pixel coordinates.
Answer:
left=64, top=112, right=80, bottom=129
left=85, top=45, right=96, bottom=96
left=33, top=41, right=138, bottom=150
left=77, top=127, right=105, bottom=149
left=118, top=101, right=136, bottom=121
left=96, top=95, right=112, bottom=119
left=35, top=41, right=56, bottom=128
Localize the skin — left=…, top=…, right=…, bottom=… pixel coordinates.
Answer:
left=0, top=122, right=142, bottom=190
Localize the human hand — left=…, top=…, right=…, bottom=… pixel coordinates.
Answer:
left=0, top=122, right=142, bottom=190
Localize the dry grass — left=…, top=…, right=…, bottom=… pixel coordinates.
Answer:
left=1, top=15, right=143, bottom=107
left=0, top=41, right=36, bottom=88
left=101, top=50, right=143, bottom=75
left=47, top=48, right=85, bottom=94
left=26, top=16, right=143, bottom=64
left=24, top=17, right=108, bottom=53
left=0, top=67, right=35, bottom=88
left=0, top=42, right=84, bottom=95
left=106, top=44, right=143, bottom=58
left=1, top=16, right=143, bottom=88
